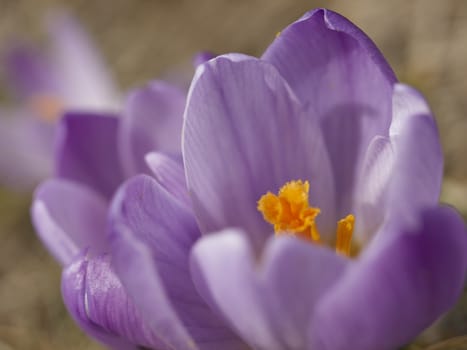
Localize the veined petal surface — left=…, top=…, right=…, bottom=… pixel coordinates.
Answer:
left=263, top=8, right=396, bottom=216
left=183, top=54, right=334, bottom=248
left=191, top=230, right=348, bottom=350
left=309, top=206, right=467, bottom=350
left=355, top=84, right=443, bottom=243
left=62, top=252, right=170, bottom=349
left=31, top=179, right=108, bottom=266
left=119, top=81, right=185, bottom=176
left=110, top=175, right=247, bottom=350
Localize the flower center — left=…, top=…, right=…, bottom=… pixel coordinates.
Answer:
left=257, top=180, right=355, bottom=257
left=29, top=94, right=63, bottom=123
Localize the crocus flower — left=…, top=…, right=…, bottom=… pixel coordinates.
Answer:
left=33, top=8, right=466, bottom=350
left=0, top=11, right=119, bottom=190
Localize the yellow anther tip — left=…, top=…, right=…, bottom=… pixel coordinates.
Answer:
left=259, top=181, right=356, bottom=257
left=257, top=192, right=281, bottom=223
left=30, top=94, right=63, bottom=123
left=336, top=214, right=355, bottom=256
left=257, top=180, right=320, bottom=242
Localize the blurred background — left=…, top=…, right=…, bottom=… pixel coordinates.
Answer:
left=0, top=0, right=466, bottom=349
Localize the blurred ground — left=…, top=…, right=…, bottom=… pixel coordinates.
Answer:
left=0, top=0, right=466, bottom=349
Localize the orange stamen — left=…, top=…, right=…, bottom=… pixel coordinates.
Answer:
left=257, top=180, right=321, bottom=242
left=29, top=94, right=63, bottom=123
left=335, top=214, right=355, bottom=256
left=258, top=180, right=356, bottom=257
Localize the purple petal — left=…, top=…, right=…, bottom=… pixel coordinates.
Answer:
left=31, top=179, right=108, bottom=266
left=110, top=174, right=200, bottom=262
left=386, top=84, right=443, bottom=226
left=62, top=252, right=169, bottom=350
left=191, top=230, right=276, bottom=349
left=193, top=51, right=216, bottom=67
left=46, top=11, right=119, bottom=110
left=309, top=206, right=467, bottom=350
left=119, top=81, right=185, bottom=176
left=110, top=175, right=245, bottom=349
left=145, top=152, right=191, bottom=207
left=191, top=230, right=348, bottom=349
left=0, top=110, right=53, bottom=190
left=354, top=84, right=443, bottom=243
left=354, top=136, right=395, bottom=242
left=262, top=8, right=396, bottom=216
left=55, top=112, right=124, bottom=199
left=111, top=226, right=198, bottom=350
left=183, top=54, right=335, bottom=248
left=5, top=44, right=60, bottom=100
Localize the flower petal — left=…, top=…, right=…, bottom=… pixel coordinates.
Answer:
left=309, top=206, right=467, bottom=350
left=183, top=54, right=334, bottom=248
left=145, top=152, right=190, bottom=207
left=110, top=174, right=199, bottom=262
left=387, top=84, right=443, bottom=227
left=55, top=112, right=124, bottom=199
left=0, top=110, right=53, bottom=189
left=62, top=252, right=169, bottom=350
left=119, top=81, right=185, bottom=176
left=354, top=84, right=443, bottom=243
left=354, top=135, right=395, bottom=241
left=190, top=230, right=348, bottom=349
left=5, top=44, right=60, bottom=100
left=110, top=175, right=246, bottom=350
left=31, top=179, right=108, bottom=266
left=262, top=8, right=396, bottom=216
left=262, top=9, right=396, bottom=102
left=193, top=52, right=216, bottom=67
left=46, top=11, right=119, bottom=110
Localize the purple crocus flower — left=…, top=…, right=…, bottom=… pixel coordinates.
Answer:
left=0, top=11, right=119, bottom=190
left=32, top=8, right=466, bottom=350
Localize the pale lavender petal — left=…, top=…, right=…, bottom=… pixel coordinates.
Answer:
left=0, top=109, right=53, bottom=189
left=62, top=252, right=169, bottom=350
left=5, top=44, right=59, bottom=100
left=263, top=8, right=396, bottom=216
left=191, top=230, right=276, bottom=350
left=309, top=206, right=467, bottom=350
left=390, top=84, right=435, bottom=135
left=193, top=52, right=216, bottom=67
left=191, top=230, right=348, bottom=349
left=46, top=11, right=119, bottom=110
left=119, top=81, right=185, bottom=176
left=110, top=174, right=200, bottom=262
left=111, top=226, right=199, bottom=350
left=110, top=174, right=246, bottom=350
left=145, top=152, right=191, bottom=207
left=55, top=112, right=124, bottom=199
left=262, top=236, right=348, bottom=349
left=386, top=84, right=443, bottom=227
left=355, top=84, right=443, bottom=243
left=31, top=179, right=108, bottom=266
left=354, top=136, right=395, bottom=242
left=183, top=54, right=335, bottom=248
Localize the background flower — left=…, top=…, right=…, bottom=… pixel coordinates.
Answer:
left=0, top=11, right=119, bottom=190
